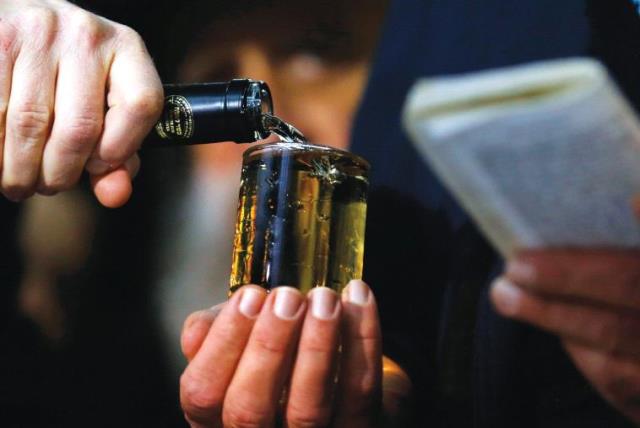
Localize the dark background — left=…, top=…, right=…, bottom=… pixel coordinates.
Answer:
left=1, top=1, right=193, bottom=426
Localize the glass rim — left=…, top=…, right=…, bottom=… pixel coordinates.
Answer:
left=243, top=141, right=370, bottom=170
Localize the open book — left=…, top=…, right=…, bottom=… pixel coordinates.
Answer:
left=403, top=58, right=640, bottom=256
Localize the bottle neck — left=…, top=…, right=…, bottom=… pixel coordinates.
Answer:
left=144, top=79, right=273, bottom=147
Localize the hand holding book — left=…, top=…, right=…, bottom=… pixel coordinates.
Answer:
left=403, top=58, right=640, bottom=423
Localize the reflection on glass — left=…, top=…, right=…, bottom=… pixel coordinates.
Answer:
left=230, top=142, right=370, bottom=294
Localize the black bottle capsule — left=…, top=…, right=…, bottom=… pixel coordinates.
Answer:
left=143, top=79, right=273, bottom=146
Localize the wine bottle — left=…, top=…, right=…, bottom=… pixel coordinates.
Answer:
left=144, top=79, right=273, bottom=146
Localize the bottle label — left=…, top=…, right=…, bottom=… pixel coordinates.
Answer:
left=155, top=95, right=194, bottom=140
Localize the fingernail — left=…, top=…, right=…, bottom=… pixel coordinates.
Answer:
left=310, top=287, right=339, bottom=320
left=273, top=287, right=303, bottom=320
left=239, top=287, right=265, bottom=318
left=345, top=279, right=370, bottom=306
left=86, top=158, right=112, bottom=175
left=506, top=259, right=536, bottom=283
left=491, top=278, right=523, bottom=316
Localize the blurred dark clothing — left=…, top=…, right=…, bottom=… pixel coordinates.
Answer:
left=0, top=158, right=187, bottom=428
left=0, top=1, right=189, bottom=424
left=353, top=0, right=639, bottom=426
left=0, top=200, right=20, bottom=324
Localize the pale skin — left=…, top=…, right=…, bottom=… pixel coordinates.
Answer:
left=4, top=0, right=640, bottom=425
left=180, top=280, right=384, bottom=428
left=0, top=0, right=164, bottom=207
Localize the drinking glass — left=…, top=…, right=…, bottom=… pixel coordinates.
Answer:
left=230, top=141, right=370, bottom=294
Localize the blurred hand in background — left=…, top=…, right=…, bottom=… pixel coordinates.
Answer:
left=491, top=204, right=640, bottom=423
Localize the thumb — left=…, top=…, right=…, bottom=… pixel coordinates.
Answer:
left=181, top=303, right=226, bottom=362
left=90, top=154, right=140, bottom=208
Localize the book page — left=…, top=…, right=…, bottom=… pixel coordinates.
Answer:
left=403, top=58, right=640, bottom=256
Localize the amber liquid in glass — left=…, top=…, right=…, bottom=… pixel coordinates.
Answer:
left=230, top=142, right=369, bottom=294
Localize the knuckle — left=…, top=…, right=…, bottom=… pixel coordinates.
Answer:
left=98, top=142, right=129, bottom=164
left=345, top=326, right=381, bottom=355
left=179, top=371, right=223, bottom=420
left=251, top=331, right=288, bottom=356
left=0, top=20, right=17, bottom=54
left=352, top=329, right=380, bottom=343
left=20, top=7, right=58, bottom=45
left=115, top=24, right=146, bottom=50
left=66, top=10, right=104, bottom=48
left=287, top=407, right=331, bottom=428
left=116, top=24, right=142, bottom=42
left=123, top=87, right=164, bottom=121
left=222, top=402, right=270, bottom=428
left=59, top=115, right=103, bottom=154
left=11, top=103, right=51, bottom=141
left=301, top=339, right=335, bottom=357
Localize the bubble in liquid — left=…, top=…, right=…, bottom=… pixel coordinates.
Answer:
left=265, top=169, right=280, bottom=188
left=290, top=200, right=306, bottom=211
left=310, top=157, right=345, bottom=185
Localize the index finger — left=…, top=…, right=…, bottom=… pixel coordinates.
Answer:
left=180, top=285, right=267, bottom=426
left=85, top=25, right=162, bottom=175
left=181, top=302, right=225, bottom=362
left=506, top=249, right=640, bottom=311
